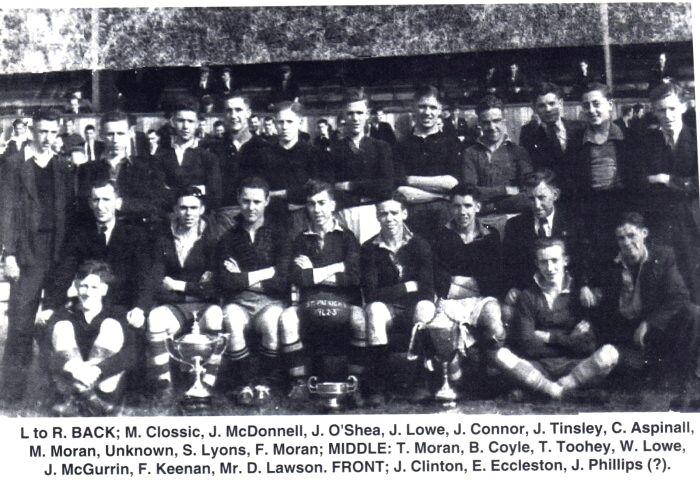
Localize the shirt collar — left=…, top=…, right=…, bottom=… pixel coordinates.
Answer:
left=614, top=246, right=649, bottom=269
left=411, top=127, right=441, bottom=140
left=445, top=218, right=491, bottom=239
left=476, top=131, right=510, bottom=152
left=533, top=271, right=572, bottom=295
left=541, top=117, right=565, bottom=132
left=373, top=224, right=413, bottom=252
left=171, top=218, right=206, bottom=238
left=171, top=136, right=199, bottom=150
left=302, top=217, right=344, bottom=236
left=583, top=120, right=624, bottom=145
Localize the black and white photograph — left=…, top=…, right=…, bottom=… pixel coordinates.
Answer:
left=0, top=1, right=698, bottom=494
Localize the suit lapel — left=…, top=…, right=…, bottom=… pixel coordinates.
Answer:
left=19, top=158, right=37, bottom=201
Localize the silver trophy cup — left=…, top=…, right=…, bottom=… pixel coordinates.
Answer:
left=166, top=315, right=226, bottom=411
left=424, top=318, right=461, bottom=405
left=307, top=376, right=358, bottom=410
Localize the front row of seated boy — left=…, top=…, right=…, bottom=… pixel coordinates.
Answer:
left=46, top=176, right=700, bottom=415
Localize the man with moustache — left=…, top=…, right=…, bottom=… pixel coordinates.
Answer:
left=150, top=97, right=222, bottom=210
left=215, top=177, right=290, bottom=405
left=461, top=95, right=533, bottom=215
left=519, top=82, right=584, bottom=185
left=395, top=85, right=461, bottom=235
left=1, top=109, right=75, bottom=402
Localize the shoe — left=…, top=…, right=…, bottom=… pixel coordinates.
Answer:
left=288, top=379, right=308, bottom=400
left=51, top=395, right=80, bottom=417
left=80, top=393, right=117, bottom=417
left=236, top=386, right=255, bottom=406
left=254, top=384, right=271, bottom=405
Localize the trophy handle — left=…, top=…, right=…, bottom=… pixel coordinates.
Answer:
left=406, top=322, right=424, bottom=361
left=346, top=375, right=358, bottom=392
left=307, top=376, right=318, bottom=393
left=165, top=334, right=192, bottom=368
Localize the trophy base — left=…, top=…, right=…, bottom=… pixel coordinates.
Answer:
left=177, top=396, right=214, bottom=415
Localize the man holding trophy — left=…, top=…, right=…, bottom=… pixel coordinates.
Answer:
left=279, top=180, right=366, bottom=406
left=145, top=186, right=224, bottom=408
left=423, top=183, right=507, bottom=403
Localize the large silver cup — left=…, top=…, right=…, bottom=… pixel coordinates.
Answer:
left=307, top=376, right=358, bottom=410
left=166, top=316, right=226, bottom=411
left=423, top=316, right=461, bottom=406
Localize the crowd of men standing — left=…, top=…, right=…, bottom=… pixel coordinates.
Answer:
left=0, top=77, right=698, bottom=415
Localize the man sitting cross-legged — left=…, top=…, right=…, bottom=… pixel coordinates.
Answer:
left=215, top=177, right=290, bottom=405
left=360, top=191, right=436, bottom=405
left=278, top=180, right=366, bottom=401
left=49, top=261, right=136, bottom=416
left=145, top=187, right=222, bottom=400
left=506, top=238, right=619, bottom=400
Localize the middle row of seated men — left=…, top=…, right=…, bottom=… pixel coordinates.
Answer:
left=44, top=171, right=699, bottom=414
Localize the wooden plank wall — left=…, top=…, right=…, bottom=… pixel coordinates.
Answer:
left=0, top=100, right=640, bottom=147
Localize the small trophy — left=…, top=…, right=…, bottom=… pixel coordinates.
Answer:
left=166, top=313, right=226, bottom=413
left=307, top=376, right=358, bottom=411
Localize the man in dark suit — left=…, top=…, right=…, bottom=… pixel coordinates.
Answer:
left=83, top=124, right=104, bottom=163
left=501, top=63, right=528, bottom=102
left=150, top=97, right=222, bottom=210
left=647, top=52, right=677, bottom=91
left=1, top=109, right=75, bottom=402
left=146, top=129, right=161, bottom=157
left=613, top=105, right=635, bottom=138
left=519, top=82, right=584, bottom=186
left=76, top=112, right=164, bottom=227
left=502, top=170, right=585, bottom=302
left=641, top=82, right=699, bottom=303
left=60, top=118, right=84, bottom=155
left=192, top=65, right=216, bottom=101
left=42, top=179, right=151, bottom=328
left=369, top=107, right=397, bottom=146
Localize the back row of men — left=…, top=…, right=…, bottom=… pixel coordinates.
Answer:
left=0, top=81, right=697, bottom=413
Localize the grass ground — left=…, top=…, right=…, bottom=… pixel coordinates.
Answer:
left=0, top=316, right=684, bottom=417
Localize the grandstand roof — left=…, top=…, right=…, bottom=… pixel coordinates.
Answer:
left=0, top=4, right=693, bottom=75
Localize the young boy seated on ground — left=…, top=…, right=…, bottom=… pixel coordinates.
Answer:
left=49, top=261, right=136, bottom=416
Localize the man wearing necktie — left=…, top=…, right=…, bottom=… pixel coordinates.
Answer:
left=503, top=170, right=587, bottom=305
left=84, top=124, right=104, bottom=163
left=41, top=179, right=152, bottom=333
left=519, top=82, right=584, bottom=194
left=640, top=82, right=699, bottom=303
